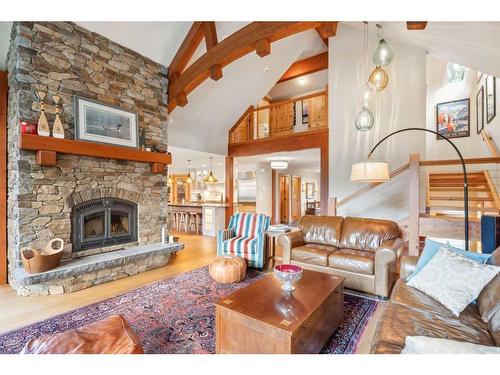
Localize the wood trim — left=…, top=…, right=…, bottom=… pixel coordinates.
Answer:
left=408, top=154, right=420, bottom=256
left=168, top=22, right=205, bottom=81
left=407, top=22, right=428, bottom=30
left=419, top=157, right=500, bottom=166
left=228, top=129, right=328, bottom=157
left=336, top=163, right=410, bottom=208
left=20, top=134, right=172, bottom=173
left=315, top=27, right=328, bottom=46
left=318, top=22, right=338, bottom=39
left=168, top=22, right=322, bottom=112
left=0, top=71, right=6, bottom=284
left=277, top=52, right=328, bottom=84
left=225, top=156, right=234, bottom=226
left=480, top=129, right=500, bottom=157
left=271, top=169, right=277, bottom=224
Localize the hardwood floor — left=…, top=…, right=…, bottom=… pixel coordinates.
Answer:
left=0, top=234, right=216, bottom=334
left=0, top=233, right=382, bottom=353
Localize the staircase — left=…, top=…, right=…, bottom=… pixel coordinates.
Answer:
left=426, top=171, right=500, bottom=216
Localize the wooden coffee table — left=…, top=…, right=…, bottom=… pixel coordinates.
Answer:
left=215, top=269, right=344, bottom=354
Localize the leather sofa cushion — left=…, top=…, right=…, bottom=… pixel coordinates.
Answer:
left=489, top=309, right=500, bottom=346
left=391, top=280, right=488, bottom=330
left=339, top=217, right=400, bottom=252
left=370, top=340, right=404, bottom=354
left=298, top=215, right=343, bottom=247
left=21, top=315, right=144, bottom=354
left=291, top=243, right=336, bottom=267
left=477, top=274, right=500, bottom=322
left=371, top=302, right=495, bottom=351
left=328, top=248, right=374, bottom=275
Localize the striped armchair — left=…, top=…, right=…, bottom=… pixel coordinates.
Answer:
left=217, top=213, right=270, bottom=269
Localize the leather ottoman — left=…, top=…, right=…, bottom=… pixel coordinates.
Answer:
left=209, top=255, right=247, bottom=284
left=20, top=315, right=144, bottom=354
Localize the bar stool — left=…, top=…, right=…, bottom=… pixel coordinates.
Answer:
left=171, top=210, right=179, bottom=232
left=188, top=211, right=201, bottom=234
left=178, top=211, right=188, bottom=233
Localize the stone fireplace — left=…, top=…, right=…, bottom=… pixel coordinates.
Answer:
left=7, top=22, right=182, bottom=296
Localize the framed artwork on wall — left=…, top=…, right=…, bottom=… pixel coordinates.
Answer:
left=75, top=96, right=139, bottom=148
left=436, top=98, right=470, bottom=140
left=305, top=182, right=315, bottom=199
left=301, top=100, right=309, bottom=124
left=476, top=86, right=484, bottom=135
left=486, top=75, right=496, bottom=124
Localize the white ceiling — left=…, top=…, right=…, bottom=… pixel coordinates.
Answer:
left=267, top=69, right=328, bottom=101
left=168, top=145, right=225, bottom=178
left=0, top=22, right=12, bottom=69
left=235, top=148, right=321, bottom=174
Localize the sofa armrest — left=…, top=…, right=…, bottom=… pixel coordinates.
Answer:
left=400, top=255, right=419, bottom=280
left=277, top=230, right=304, bottom=264
left=374, top=238, right=404, bottom=298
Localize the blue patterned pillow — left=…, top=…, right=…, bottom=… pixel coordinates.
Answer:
left=407, top=238, right=491, bottom=280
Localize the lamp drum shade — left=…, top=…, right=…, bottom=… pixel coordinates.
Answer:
left=351, top=162, right=390, bottom=182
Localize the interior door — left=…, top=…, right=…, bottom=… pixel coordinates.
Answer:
left=291, top=176, right=301, bottom=222
left=279, top=175, right=290, bottom=224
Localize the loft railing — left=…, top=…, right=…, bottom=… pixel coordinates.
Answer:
left=228, top=90, right=327, bottom=145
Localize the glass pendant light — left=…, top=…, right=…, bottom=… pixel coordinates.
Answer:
left=186, top=160, right=193, bottom=184
left=360, top=82, right=373, bottom=107
left=355, top=106, right=375, bottom=131
left=447, top=62, right=467, bottom=83
left=204, top=157, right=218, bottom=183
left=372, top=24, right=394, bottom=67
left=368, top=66, right=389, bottom=91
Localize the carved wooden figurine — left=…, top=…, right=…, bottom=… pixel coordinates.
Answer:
left=36, top=91, right=50, bottom=137
left=52, top=95, right=65, bottom=139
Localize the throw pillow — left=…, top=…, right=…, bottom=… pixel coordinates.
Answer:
left=407, top=238, right=490, bottom=280
left=407, top=247, right=500, bottom=316
left=401, top=336, right=500, bottom=354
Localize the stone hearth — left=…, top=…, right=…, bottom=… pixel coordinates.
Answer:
left=7, top=22, right=173, bottom=295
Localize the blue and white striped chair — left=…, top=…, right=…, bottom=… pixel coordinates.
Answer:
left=217, top=213, right=270, bottom=269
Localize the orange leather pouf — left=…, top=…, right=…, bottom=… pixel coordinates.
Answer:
left=209, top=255, right=247, bottom=284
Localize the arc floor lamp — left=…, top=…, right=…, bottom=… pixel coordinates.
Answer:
left=351, top=127, right=469, bottom=251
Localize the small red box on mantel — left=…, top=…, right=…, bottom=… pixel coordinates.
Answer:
left=20, top=120, right=37, bottom=135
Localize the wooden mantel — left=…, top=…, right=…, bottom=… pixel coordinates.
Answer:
left=19, top=134, right=171, bottom=174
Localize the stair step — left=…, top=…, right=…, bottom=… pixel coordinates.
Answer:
left=429, top=205, right=499, bottom=213
left=429, top=187, right=490, bottom=191
left=429, top=196, right=493, bottom=202
left=429, top=172, right=485, bottom=178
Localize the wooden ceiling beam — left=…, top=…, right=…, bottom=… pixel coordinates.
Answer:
left=315, top=27, right=329, bottom=46
left=407, top=21, right=428, bottom=30
left=256, top=39, right=271, bottom=57
left=318, top=22, right=338, bottom=39
left=168, top=22, right=205, bottom=81
left=168, top=21, right=323, bottom=112
left=203, top=21, right=218, bottom=50
left=277, top=52, right=328, bottom=84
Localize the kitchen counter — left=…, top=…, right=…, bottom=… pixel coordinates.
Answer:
left=169, top=202, right=229, bottom=208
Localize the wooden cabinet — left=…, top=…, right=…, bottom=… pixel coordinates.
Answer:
left=304, top=95, right=327, bottom=131
left=269, top=102, right=294, bottom=137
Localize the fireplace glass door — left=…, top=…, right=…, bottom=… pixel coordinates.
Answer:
left=72, top=198, right=138, bottom=251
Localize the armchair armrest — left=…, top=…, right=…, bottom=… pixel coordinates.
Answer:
left=374, top=238, right=404, bottom=298
left=216, top=228, right=235, bottom=256
left=277, top=230, right=305, bottom=264
left=400, top=255, right=419, bottom=280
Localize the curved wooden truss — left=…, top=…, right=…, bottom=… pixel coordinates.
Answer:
left=167, top=22, right=337, bottom=112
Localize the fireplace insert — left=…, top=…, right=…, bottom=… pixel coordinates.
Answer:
left=71, top=198, right=138, bottom=251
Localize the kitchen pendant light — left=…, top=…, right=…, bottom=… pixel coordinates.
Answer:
left=372, top=24, right=394, bottom=67
left=167, top=174, right=173, bottom=184
left=355, top=106, right=375, bottom=131
left=204, top=157, right=218, bottom=183
left=368, top=66, right=389, bottom=91
left=186, top=160, right=193, bottom=184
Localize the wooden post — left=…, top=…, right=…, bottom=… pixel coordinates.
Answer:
left=328, top=197, right=337, bottom=216
left=408, top=154, right=420, bottom=256
left=320, top=135, right=329, bottom=215
left=225, top=156, right=234, bottom=227
left=0, top=71, right=7, bottom=285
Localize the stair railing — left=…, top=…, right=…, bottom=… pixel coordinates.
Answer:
left=480, top=129, right=500, bottom=157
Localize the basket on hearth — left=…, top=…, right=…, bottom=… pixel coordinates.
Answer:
left=21, top=238, right=64, bottom=274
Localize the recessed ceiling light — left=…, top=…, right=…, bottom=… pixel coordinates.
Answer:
left=263, top=67, right=270, bottom=73
left=298, top=77, right=307, bottom=85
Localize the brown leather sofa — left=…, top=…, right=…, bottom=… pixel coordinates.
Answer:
left=278, top=216, right=403, bottom=298
left=370, top=247, right=500, bottom=353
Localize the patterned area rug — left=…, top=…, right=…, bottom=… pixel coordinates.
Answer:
left=0, top=267, right=378, bottom=354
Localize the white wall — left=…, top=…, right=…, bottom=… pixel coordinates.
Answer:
left=256, top=162, right=272, bottom=216
left=328, top=24, right=427, bottom=221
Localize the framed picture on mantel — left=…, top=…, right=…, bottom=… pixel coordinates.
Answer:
left=75, top=96, right=139, bottom=148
